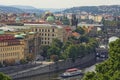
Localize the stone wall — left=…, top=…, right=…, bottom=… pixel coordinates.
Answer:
left=12, top=53, right=95, bottom=79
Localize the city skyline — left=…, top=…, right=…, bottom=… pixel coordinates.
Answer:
left=0, top=0, right=120, bottom=8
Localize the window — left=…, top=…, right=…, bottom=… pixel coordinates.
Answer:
left=35, top=29, right=37, bottom=32
left=45, top=33, right=47, bottom=36
left=39, top=29, right=41, bottom=32
left=45, top=29, right=47, bottom=32
left=52, top=29, right=54, bottom=32
left=42, top=29, right=44, bottom=32
left=48, top=29, right=50, bottom=32
left=48, top=34, right=50, bottom=36
left=52, top=34, right=54, bottom=36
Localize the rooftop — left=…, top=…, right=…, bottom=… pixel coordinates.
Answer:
left=2, top=24, right=64, bottom=30
left=78, top=23, right=103, bottom=27
left=72, top=32, right=80, bottom=37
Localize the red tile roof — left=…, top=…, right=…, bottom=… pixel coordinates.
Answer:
left=72, top=32, right=80, bottom=37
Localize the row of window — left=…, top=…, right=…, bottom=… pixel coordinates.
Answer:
left=0, top=52, right=20, bottom=58
left=0, top=42, right=21, bottom=46
left=0, top=46, right=23, bottom=52
left=33, top=28, right=55, bottom=32
left=41, top=38, right=50, bottom=40
left=39, top=33, right=55, bottom=36
left=41, top=41, right=50, bottom=45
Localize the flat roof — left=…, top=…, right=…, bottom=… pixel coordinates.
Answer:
left=78, top=23, right=103, bottom=27
left=1, top=24, right=63, bottom=31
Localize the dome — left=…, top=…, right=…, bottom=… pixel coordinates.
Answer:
left=16, top=17, right=20, bottom=21
left=0, top=29, right=4, bottom=35
left=45, top=11, right=52, bottom=15
left=46, top=16, right=55, bottom=22
left=15, top=17, right=20, bottom=23
left=20, top=33, right=26, bottom=36
left=14, top=35, right=24, bottom=39
left=29, top=32, right=35, bottom=34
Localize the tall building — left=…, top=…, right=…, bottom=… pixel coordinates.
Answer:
left=23, top=32, right=41, bottom=60
left=30, top=24, right=66, bottom=45
left=70, top=14, right=78, bottom=27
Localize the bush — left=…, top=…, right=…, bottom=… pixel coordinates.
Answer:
left=20, top=59, right=28, bottom=64
left=50, top=55, right=59, bottom=62
left=0, top=72, right=12, bottom=80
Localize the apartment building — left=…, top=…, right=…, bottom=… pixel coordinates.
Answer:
left=0, top=30, right=41, bottom=64
left=0, top=34, right=25, bottom=64
left=28, top=24, right=66, bottom=45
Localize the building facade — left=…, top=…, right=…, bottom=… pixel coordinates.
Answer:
left=29, top=24, right=66, bottom=45
left=0, top=30, right=41, bottom=65
left=23, top=32, right=41, bottom=60
left=0, top=35, right=25, bottom=64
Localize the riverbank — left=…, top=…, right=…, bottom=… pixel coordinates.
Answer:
left=7, top=53, right=96, bottom=79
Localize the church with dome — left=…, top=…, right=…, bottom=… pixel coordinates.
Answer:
left=41, top=11, right=62, bottom=25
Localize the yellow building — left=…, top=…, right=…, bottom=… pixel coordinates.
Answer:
left=94, top=15, right=103, bottom=23
left=0, top=34, right=25, bottom=64
left=1, top=24, right=68, bottom=46
left=30, top=24, right=66, bottom=45
left=0, top=30, right=41, bottom=65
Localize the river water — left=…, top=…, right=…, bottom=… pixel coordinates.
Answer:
left=16, top=64, right=96, bottom=80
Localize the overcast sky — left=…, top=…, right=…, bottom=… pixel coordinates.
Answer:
left=0, top=0, right=120, bottom=8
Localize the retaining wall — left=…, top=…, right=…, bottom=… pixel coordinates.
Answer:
left=12, top=53, right=95, bottom=79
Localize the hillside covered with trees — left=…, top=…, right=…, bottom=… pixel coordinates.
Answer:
left=62, top=5, right=120, bottom=15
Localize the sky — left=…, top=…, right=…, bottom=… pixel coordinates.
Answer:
left=0, top=0, right=120, bottom=8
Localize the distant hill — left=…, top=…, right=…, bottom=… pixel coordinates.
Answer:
left=41, top=8, right=65, bottom=12
left=0, top=5, right=120, bottom=15
left=0, top=5, right=44, bottom=14
left=0, top=5, right=65, bottom=14
left=0, top=5, right=23, bottom=13
left=11, top=5, right=36, bottom=9
left=62, top=5, right=120, bottom=15
left=11, top=5, right=44, bottom=14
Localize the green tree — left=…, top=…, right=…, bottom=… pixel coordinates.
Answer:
left=103, top=20, right=119, bottom=27
left=47, top=46, right=61, bottom=58
left=61, top=16, right=70, bottom=25
left=62, top=41, right=72, bottom=51
left=20, top=59, right=27, bottom=64
left=77, top=44, right=85, bottom=57
left=83, top=39, right=120, bottom=80
left=50, top=55, right=59, bottom=62
left=75, top=26, right=85, bottom=35
left=41, top=45, right=50, bottom=59
left=0, top=72, right=11, bottom=80
left=83, top=72, right=96, bottom=80
left=79, top=35, right=89, bottom=43
left=52, top=38, right=63, bottom=48
left=64, top=45, right=79, bottom=62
